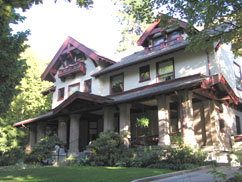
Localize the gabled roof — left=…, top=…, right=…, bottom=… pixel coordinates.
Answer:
left=41, top=36, right=115, bottom=82
left=137, top=15, right=187, bottom=47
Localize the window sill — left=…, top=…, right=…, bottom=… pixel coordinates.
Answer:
left=139, top=78, right=150, bottom=83
left=57, top=98, right=64, bottom=101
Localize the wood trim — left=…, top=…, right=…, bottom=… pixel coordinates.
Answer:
left=110, top=73, right=124, bottom=95
left=68, top=82, right=80, bottom=97
left=139, top=65, right=150, bottom=82
left=156, top=57, right=175, bottom=83
left=84, top=79, right=92, bottom=93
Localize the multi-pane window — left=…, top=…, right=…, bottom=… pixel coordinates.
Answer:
left=139, top=65, right=150, bottom=82
left=68, top=83, right=80, bottom=96
left=156, top=58, right=174, bottom=82
left=110, top=73, right=124, bottom=94
left=234, top=62, right=242, bottom=90
left=58, top=87, right=65, bottom=101
left=84, top=79, right=92, bottom=93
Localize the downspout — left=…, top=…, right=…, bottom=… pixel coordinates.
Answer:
left=206, top=50, right=211, bottom=76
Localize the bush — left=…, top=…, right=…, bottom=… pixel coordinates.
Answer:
left=86, top=131, right=131, bottom=166
left=25, top=135, right=63, bottom=164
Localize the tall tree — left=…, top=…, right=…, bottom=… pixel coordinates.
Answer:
left=117, top=0, right=242, bottom=56
left=0, top=0, right=94, bottom=116
left=114, top=0, right=149, bottom=52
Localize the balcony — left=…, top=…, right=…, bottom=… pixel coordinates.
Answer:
left=58, top=62, right=86, bottom=80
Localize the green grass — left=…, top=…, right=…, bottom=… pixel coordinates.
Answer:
left=0, top=166, right=173, bottom=182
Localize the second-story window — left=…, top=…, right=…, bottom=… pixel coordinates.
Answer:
left=68, top=83, right=80, bottom=96
left=234, top=62, right=242, bottom=90
left=110, top=73, right=124, bottom=94
left=139, top=65, right=150, bottom=82
left=84, top=79, right=92, bottom=93
left=58, top=87, right=65, bottom=101
left=156, top=58, right=174, bottom=82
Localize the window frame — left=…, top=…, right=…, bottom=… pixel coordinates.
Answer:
left=110, top=73, right=124, bottom=95
left=57, top=87, right=65, bottom=101
left=233, top=62, right=242, bottom=91
left=84, top=79, right=92, bottom=93
left=156, top=58, right=175, bottom=83
left=68, top=82, right=80, bottom=96
left=236, top=115, right=242, bottom=135
left=139, top=65, right=150, bottom=82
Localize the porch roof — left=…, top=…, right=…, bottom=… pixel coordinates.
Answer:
left=108, top=74, right=239, bottom=105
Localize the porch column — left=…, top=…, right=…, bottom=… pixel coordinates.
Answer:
left=28, top=124, right=36, bottom=151
left=119, top=104, right=131, bottom=147
left=58, top=116, right=69, bottom=145
left=69, top=114, right=81, bottom=155
left=36, top=122, right=45, bottom=142
left=157, top=94, right=171, bottom=146
left=182, top=89, right=197, bottom=146
left=103, top=107, right=115, bottom=132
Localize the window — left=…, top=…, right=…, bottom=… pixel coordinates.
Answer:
left=219, top=119, right=225, bottom=133
left=236, top=116, right=241, bottom=135
left=58, top=87, right=65, bottom=101
left=110, top=73, right=124, bottom=94
left=68, top=83, right=80, bottom=96
left=84, top=79, right=92, bottom=93
left=139, top=65, right=150, bottom=82
left=234, top=62, right=242, bottom=90
left=156, top=58, right=174, bottom=82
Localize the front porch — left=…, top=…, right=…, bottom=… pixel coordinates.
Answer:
left=14, top=74, right=240, bottom=159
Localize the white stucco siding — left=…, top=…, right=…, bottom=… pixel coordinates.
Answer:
left=98, top=50, right=209, bottom=96
left=211, top=43, right=242, bottom=99
left=175, top=50, right=208, bottom=78
left=51, top=57, right=102, bottom=109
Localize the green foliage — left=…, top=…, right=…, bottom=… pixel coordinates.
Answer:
left=118, top=0, right=242, bottom=56
left=25, top=135, right=63, bottom=164
left=87, top=131, right=130, bottom=166
left=113, top=0, right=149, bottom=51
left=136, top=117, right=149, bottom=128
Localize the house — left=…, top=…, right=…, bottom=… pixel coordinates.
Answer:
left=14, top=18, right=242, bottom=162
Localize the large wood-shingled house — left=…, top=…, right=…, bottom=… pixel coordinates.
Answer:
left=14, top=18, right=242, bottom=162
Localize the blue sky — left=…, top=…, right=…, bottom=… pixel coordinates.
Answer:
left=12, top=0, right=123, bottom=60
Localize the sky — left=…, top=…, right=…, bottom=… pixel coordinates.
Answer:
left=12, top=0, right=123, bottom=61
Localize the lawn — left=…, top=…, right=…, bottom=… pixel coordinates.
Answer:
left=0, top=166, right=173, bottom=182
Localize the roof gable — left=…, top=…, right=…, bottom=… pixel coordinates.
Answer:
left=41, top=36, right=115, bottom=82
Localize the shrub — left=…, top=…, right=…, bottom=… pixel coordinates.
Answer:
left=86, top=131, right=130, bottom=166
left=25, top=135, right=63, bottom=164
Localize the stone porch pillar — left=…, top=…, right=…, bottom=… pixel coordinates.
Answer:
left=103, top=107, right=115, bottom=132
left=36, top=122, right=46, bottom=142
left=28, top=124, right=36, bottom=151
left=182, top=89, right=197, bottom=146
left=119, top=104, right=131, bottom=147
left=58, top=116, right=69, bottom=145
left=69, top=114, right=81, bottom=155
left=157, top=94, right=171, bottom=146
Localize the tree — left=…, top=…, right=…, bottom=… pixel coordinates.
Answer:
left=0, top=0, right=94, bottom=116
left=117, top=0, right=242, bottom=56
left=0, top=49, right=52, bottom=165
left=114, top=0, right=149, bottom=52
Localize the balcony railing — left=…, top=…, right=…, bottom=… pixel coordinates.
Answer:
left=146, top=35, right=184, bottom=53
left=58, top=62, right=86, bottom=79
